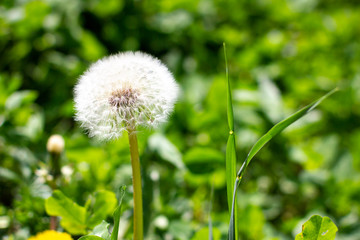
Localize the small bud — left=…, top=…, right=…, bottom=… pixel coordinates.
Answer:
left=46, top=135, right=65, bottom=154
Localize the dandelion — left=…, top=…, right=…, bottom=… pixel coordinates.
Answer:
left=74, top=51, right=179, bottom=240
left=28, top=230, right=72, bottom=240
left=74, top=51, right=179, bottom=141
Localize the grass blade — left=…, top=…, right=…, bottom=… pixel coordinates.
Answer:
left=111, top=186, right=126, bottom=240
left=224, top=43, right=238, bottom=240
left=236, top=88, right=338, bottom=181
left=228, top=88, right=338, bottom=239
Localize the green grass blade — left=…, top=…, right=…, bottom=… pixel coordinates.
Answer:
left=236, top=88, right=338, bottom=180
left=110, top=186, right=126, bottom=240
left=224, top=43, right=238, bottom=240
left=224, top=43, right=234, bottom=131
left=227, top=88, right=338, bottom=240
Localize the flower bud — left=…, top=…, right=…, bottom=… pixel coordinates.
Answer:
left=46, top=134, right=65, bottom=154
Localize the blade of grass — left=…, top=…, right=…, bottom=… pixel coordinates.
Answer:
left=236, top=88, right=338, bottom=181
left=228, top=88, right=338, bottom=239
left=111, top=186, right=126, bottom=240
left=224, top=43, right=238, bottom=240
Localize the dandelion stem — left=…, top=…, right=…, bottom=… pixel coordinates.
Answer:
left=127, top=127, right=143, bottom=240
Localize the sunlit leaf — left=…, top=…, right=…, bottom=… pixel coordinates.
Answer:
left=78, top=236, right=105, bottom=240
left=295, top=215, right=338, bottom=240
left=45, top=190, right=87, bottom=235
left=148, top=133, right=184, bottom=169
left=87, top=190, right=117, bottom=228
left=79, top=221, right=111, bottom=240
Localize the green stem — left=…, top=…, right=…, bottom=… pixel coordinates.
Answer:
left=49, top=152, right=61, bottom=230
left=127, top=127, right=143, bottom=240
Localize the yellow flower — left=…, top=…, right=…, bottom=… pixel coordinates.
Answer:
left=28, top=230, right=72, bottom=240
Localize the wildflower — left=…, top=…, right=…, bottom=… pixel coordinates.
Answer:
left=74, top=51, right=179, bottom=141
left=28, top=230, right=72, bottom=240
left=47, top=135, right=65, bottom=154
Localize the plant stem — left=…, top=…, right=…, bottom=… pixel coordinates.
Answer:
left=49, top=152, right=61, bottom=230
left=127, top=127, right=143, bottom=240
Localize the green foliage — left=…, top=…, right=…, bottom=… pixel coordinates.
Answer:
left=79, top=186, right=126, bottom=240
left=1, top=0, right=360, bottom=239
left=295, top=215, right=338, bottom=240
left=191, top=227, right=221, bottom=240
left=183, top=147, right=223, bottom=174
left=45, top=190, right=87, bottom=234
left=45, top=190, right=116, bottom=235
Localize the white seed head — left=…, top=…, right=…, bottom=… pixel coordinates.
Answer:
left=74, top=51, right=179, bottom=141
left=47, top=134, right=65, bottom=154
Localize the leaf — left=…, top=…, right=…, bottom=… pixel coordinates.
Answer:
left=191, top=227, right=221, bottom=240
left=91, top=221, right=111, bottom=240
left=5, top=90, right=37, bottom=111
left=257, top=75, right=283, bottom=123
left=295, top=215, right=338, bottom=240
left=78, top=221, right=111, bottom=240
left=87, top=190, right=117, bottom=228
left=78, top=236, right=105, bottom=240
left=110, top=186, right=126, bottom=240
left=148, top=133, right=184, bottom=169
left=237, top=88, right=338, bottom=181
left=45, top=190, right=87, bottom=235
left=224, top=43, right=238, bottom=240
left=183, top=147, right=223, bottom=174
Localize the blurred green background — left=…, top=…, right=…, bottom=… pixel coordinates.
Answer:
left=0, top=0, right=359, bottom=239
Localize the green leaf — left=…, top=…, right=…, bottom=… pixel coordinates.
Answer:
left=79, top=221, right=111, bottom=240
left=91, top=221, right=111, bottom=240
left=224, top=43, right=238, bottom=240
left=45, top=190, right=87, bottom=235
left=183, top=147, right=224, bottom=174
left=5, top=90, right=37, bottom=111
left=295, top=215, right=338, bottom=240
left=78, top=236, right=105, bottom=240
left=87, top=190, right=117, bottom=228
left=111, top=186, right=126, bottom=240
left=148, top=133, right=184, bottom=169
left=191, top=227, right=221, bottom=240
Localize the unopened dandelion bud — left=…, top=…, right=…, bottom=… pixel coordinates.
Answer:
left=46, top=135, right=65, bottom=154
left=74, top=51, right=179, bottom=141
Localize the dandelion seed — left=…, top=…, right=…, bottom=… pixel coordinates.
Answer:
left=74, top=51, right=179, bottom=141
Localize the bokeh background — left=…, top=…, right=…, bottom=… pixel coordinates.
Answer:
left=1, top=0, right=360, bottom=239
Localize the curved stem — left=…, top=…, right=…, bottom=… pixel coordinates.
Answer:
left=127, top=127, right=143, bottom=240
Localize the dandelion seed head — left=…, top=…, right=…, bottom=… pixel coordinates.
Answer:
left=74, top=51, right=179, bottom=141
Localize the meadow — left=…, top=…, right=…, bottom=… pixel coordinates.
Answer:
left=1, top=0, right=359, bottom=239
